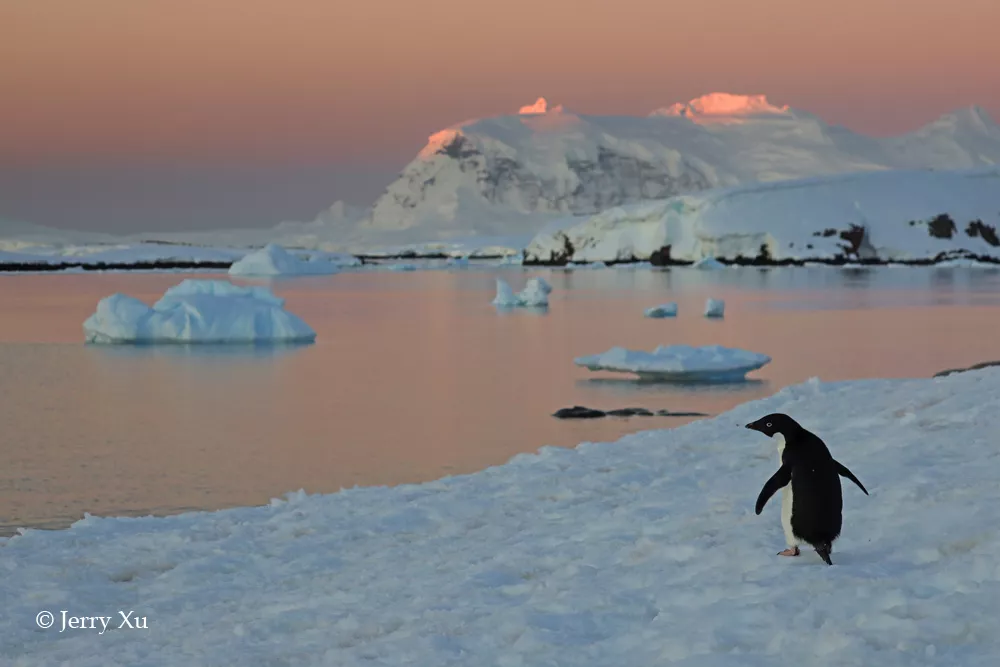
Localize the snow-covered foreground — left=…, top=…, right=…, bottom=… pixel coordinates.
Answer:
left=5, top=369, right=1000, bottom=665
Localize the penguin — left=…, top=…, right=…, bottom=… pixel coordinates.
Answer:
left=745, top=413, right=868, bottom=565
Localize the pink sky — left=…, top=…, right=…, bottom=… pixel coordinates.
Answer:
left=3, top=0, right=999, bottom=166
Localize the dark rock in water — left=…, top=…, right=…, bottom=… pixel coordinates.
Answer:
left=553, top=406, right=709, bottom=419
left=606, top=407, right=655, bottom=417
left=656, top=409, right=710, bottom=417
left=553, top=406, right=606, bottom=419
left=933, top=360, right=1000, bottom=378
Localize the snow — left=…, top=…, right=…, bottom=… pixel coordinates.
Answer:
left=650, top=92, right=792, bottom=124
left=644, top=303, right=678, bottom=318
left=518, top=97, right=565, bottom=115
left=705, top=298, right=725, bottom=318
left=575, top=344, right=768, bottom=382
left=693, top=256, right=726, bottom=270
left=228, top=243, right=344, bottom=276
left=11, top=369, right=1000, bottom=664
left=82, top=279, right=316, bottom=344
left=524, top=167, right=1000, bottom=264
left=493, top=277, right=552, bottom=308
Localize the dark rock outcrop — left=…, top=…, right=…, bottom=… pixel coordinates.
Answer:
left=965, top=220, right=1000, bottom=246
left=552, top=406, right=709, bottom=419
left=933, top=360, right=1000, bottom=378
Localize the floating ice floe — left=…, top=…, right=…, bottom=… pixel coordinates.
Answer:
left=83, top=279, right=316, bottom=344
left=227, top=243, right=344, bottom=277
left=574, top=344, right=770, bottom=382
left=493, top=277, right=552, bottom=308
left=704, top=298, right=725, bottom=318
left=644, top=303, right=678, bottom=318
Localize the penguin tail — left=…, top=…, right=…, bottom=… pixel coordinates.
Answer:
left=815, top=543, right=833, bottom=566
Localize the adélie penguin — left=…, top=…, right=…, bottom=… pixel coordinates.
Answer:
left=745, top=413, right=868, bottom=565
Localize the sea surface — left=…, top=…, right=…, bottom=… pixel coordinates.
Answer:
left=2, top=264, right=999, bottom=535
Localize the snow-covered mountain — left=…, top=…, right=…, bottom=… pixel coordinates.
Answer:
left=323, top=93, right=1000, bottom=250
left=524, top=167, right=1000, bottom=265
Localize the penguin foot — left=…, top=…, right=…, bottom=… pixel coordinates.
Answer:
left=777, top=547, right=800, bottom=557
left=815, top=543, right=833, bottom=565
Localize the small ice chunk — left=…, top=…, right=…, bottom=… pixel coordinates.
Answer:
left=644, top=303, right=678, bottom=318
left=704, top=298, right=725, bottom=318
left=493, top=277, right=552, bottom=308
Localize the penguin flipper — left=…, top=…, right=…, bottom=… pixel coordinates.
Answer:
left=755, top=464, right=791, bottom=515
left=834, top=460, right=868, bottom=495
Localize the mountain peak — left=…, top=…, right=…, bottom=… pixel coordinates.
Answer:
left=518, top=97, right=564, bottom=115
left=932, top=105, right=997, bottom=132
left=651, top=93, right=791, bottom=123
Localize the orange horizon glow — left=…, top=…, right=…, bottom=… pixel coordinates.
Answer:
left=2, top=0, right=999, bottom=166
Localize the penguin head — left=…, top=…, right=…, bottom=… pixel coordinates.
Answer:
left=745, top=413, right=800, bottom=438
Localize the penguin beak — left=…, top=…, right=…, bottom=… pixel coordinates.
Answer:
left=745, top=422, right=755, bottom=430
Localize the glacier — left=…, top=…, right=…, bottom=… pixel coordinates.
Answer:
left=524, top=167, right=1000, bottom=264
left=83, top=279, right=316, bottom=344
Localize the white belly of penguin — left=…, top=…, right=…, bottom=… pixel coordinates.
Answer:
left=775, top=433, right=799, bottom=547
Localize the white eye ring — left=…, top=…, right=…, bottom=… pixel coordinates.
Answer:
left=766, top=422, right=772, bottom=427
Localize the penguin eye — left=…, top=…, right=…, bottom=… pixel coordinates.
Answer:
left=766, top=422, right=772, bottom=427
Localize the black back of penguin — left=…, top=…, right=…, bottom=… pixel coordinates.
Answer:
left=746, top=413, right=847, bottom=546
left=781, top=429, right=844, bottom=546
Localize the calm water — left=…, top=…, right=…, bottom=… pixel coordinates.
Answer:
left=2, top=265, right=1000, bottom=535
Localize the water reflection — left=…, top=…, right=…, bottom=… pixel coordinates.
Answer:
left=86, top=342, right=314, bottom=361
left=577, top=377, right=769, bottom=395
left=3, top=268, right=1000, bottom=535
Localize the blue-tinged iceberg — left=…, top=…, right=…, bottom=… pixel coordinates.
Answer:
left=83, top=279, right=316, bottom=344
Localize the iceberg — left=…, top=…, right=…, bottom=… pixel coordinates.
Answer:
left=83, top=279, right=316, bottom=344
left=493, top=277, right=552, bottom=308
left=705, top=298, right=725, bottom=318
left=228, top=243, right=341, bottom=277
left=574, top=344, right=770, bottom=382
left=644, top=303, right=678, bottom=318
left=693, top=256, right=725, bottom=270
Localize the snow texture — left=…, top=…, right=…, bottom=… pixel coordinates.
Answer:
left=525, top=167, right=1000, bottom=264
left=493, top=277, right=553, bottom=308
left=82, top=279, right=316, bottom=344
left=644, top=303, right=678, bottom=318
left=228, top=243, right=344, bottom=276
left=575, top=344, right=767, bottom=381
left=705, top=298, right=725, bottom=318
left=9, top=369, right=1000, bottom=665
